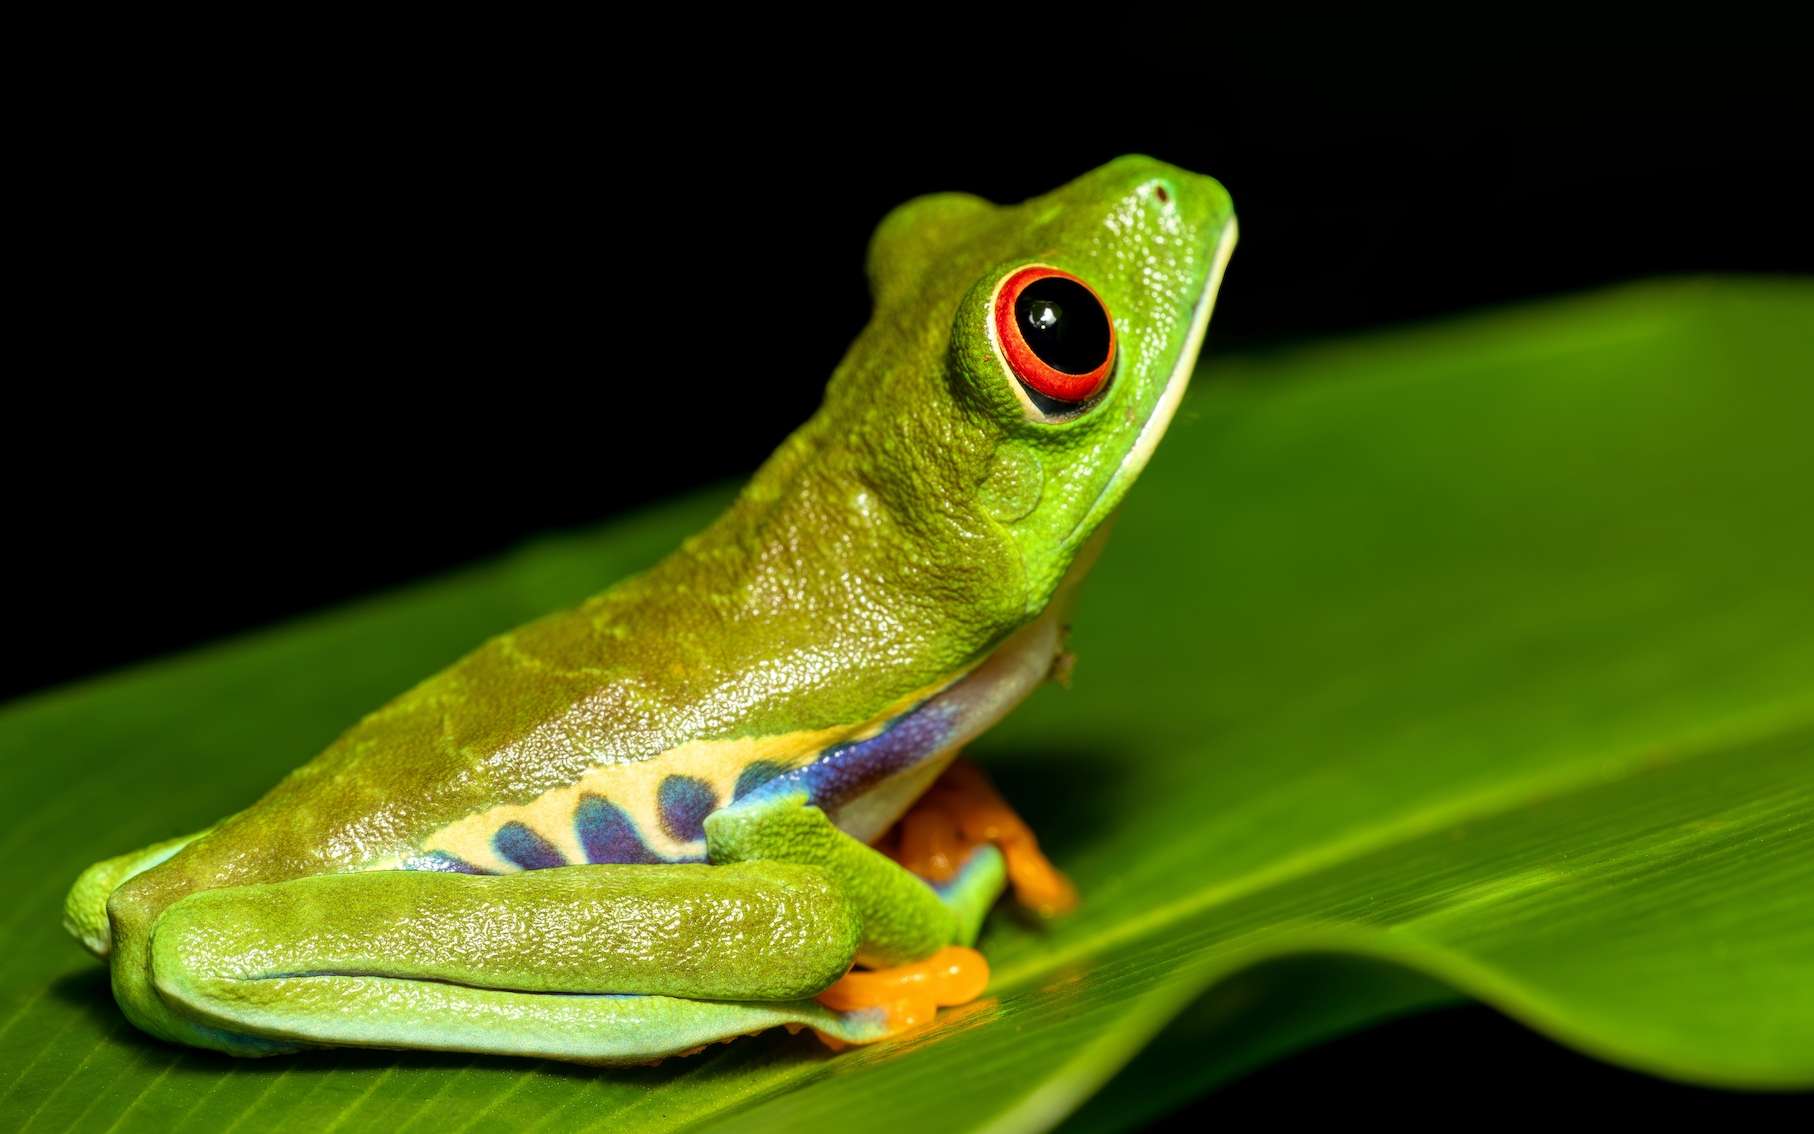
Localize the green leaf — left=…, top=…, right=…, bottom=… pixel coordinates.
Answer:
left=3, top=278, right=1811, bottom=1132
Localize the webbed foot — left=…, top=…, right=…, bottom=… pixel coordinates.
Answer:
left=884, top=758, right=1077, bottom=917
left=813, top=945, right=989, bottom=1048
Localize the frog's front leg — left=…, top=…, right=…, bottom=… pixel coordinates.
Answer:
left=705, top=787, right=1009, bottom=1030
left=130, top=861, right=899, bottom=1063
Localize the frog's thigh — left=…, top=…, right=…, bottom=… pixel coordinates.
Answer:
left=706, top=790, right=1008, bottom=966
left=147, top=861, right=889, bottom=1063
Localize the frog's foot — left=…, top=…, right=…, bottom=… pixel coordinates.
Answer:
left=888, top=758, right=1078, bottom=917
left=812, top=945, right=989, bottom=1049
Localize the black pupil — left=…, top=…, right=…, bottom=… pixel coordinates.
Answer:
left=1014, top=276, right=1111, bottom=375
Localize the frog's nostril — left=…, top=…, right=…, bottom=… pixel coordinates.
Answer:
left=1151, top=181, right=1172, bottom=205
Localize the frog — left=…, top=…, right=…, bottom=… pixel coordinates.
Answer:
left=63, top=155, right=1237, bottom=1064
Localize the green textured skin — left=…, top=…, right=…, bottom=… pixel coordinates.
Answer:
left=69, top=156, right=1236, bottom=1062
left=154, top=863, right=864, bottom=1003
left=707, top=792, right=1004, bottom=968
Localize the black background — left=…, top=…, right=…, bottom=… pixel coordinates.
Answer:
left=11, top=48, right=1811, bottom=1118
left=16, top=62, right=1809, bottom=704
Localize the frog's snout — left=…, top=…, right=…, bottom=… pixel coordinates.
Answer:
left=1088, top=154, right=1236, bottom=233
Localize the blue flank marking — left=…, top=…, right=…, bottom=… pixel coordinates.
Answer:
left=657, top=775, right=718, bottom=842
left=739, top=694, right=960, bottom=811
left=733, top=760, right=788, bottom=800
left=494, top=822, right=569, bottom=870
left=401, top=850, right=495, bottom=875
left=575, top=794, right=671, bottom=864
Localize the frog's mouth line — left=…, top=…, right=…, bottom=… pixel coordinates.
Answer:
left=1065, top=216, right=1238, bottom=546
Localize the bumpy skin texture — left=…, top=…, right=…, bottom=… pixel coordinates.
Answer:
left=71, top=156, right=1236, bottom=1062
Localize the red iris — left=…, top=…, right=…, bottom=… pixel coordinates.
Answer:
left=993, top=265, right=1116, bottom=404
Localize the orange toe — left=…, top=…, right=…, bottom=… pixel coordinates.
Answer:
left=815, top=945, right=990, bottom=1040
left=884, top=758, right=1078, bottom=917
left=1001, top=834, right=1079, bottom=917
left=921, top=759, right=1079, bottom=917
left=895, top=802, right=966, bottom=884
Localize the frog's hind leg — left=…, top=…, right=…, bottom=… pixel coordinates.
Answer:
left=64, top=826, right=216, bottom=958
left=135, top=861, right=893, bottom=1063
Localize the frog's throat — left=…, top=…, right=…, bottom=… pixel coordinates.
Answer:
left=1066, top=215, right=1238, bottom=547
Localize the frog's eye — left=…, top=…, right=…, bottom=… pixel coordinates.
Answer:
left=992, top=265, right=1116, bottom=409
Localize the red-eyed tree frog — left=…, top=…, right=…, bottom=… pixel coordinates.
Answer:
left=64, top=156, right=1237, bottom=1063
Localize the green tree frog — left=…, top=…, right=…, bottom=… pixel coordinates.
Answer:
left=64, top=156, right=1236, bottom=1064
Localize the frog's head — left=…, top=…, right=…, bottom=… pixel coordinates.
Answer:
left=822, top=155, right=1236, bottom=625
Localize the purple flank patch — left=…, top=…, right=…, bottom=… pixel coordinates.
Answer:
left=658, top=775, right=719, bottom=842
left=401, top=851, right=494, bottom=875
left=493, top=822, right=568, bottom=870
left=796, top=698, right=959, bottom=810
left=575, top=794, right=666, bottom=864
